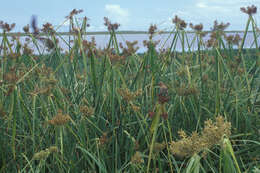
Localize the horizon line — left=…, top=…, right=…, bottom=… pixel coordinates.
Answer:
left=0, top=30, right=258, bottom=37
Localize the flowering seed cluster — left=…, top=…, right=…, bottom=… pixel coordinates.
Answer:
left=131, top=151, right=144, bottom=164
left=240, top=5, right=257, bottom=15
left=117, top=88, right=142, bottom=102
left=47, top=110, right=71, bottom=126
left=170, top=115, right=231, bottom=158
left=80, top=105, right=95, bottom=117
left=33, top=146, right=58, bottom=160
left=172, top=15, right=187, bottom=30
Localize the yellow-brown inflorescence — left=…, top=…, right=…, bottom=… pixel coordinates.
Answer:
left=117, top=88, right=142, bottom=102
left=109, top=53, right=125, bottom=65
left=130, top=104, right=141, bottom=112
left=33, top=146, right=58, bottom=160
left=170, top=115, right=231, bottom=158
left=176, top=84, right=199, bottom=97
left=98, top=132, right=109, bottom=147
left=240, top=5, right=257, bottom=16
left=79, top=98, right=95, bottom=117
left=153, top=142, right=166, bottom=154
left=119, top=40, right=139, bottom=56
left=0, top=104, right=7, bottom=119
left=80, top=105, right=95, bottom=117
left=47, top=110, right=71, bottom=126
left=131, top=151, right=144, bottom=165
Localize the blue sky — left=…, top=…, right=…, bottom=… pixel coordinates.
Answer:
left=1, top=0, right=260, bottom=32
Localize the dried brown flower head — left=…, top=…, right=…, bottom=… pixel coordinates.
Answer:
left=190, top=23, right=203, bottom=32
left=98, top=132, right=109, bottom=146
left=22, top=43, right=34, bottom=55
left=82, top=37, right=97, bottom=56
left=190, top=23, right=204, bottom=32
left=131, top=104, right=140, bottom=112
left=161, top=112, right=168, bottom=120
left=131, top=151, right=144, bottom=164
left=23, top=24, right=30, bottom=33
left=172, top=15, right=187, bottom=30
left=158, top=82, right=168, bottom=95
left=47, top=110, right=71, bottom=126
left=3, top=68, right=18, bottom=84
left=0, top=106, right=7, bottom=119
left=211, top=20, right=230, bottom=32
left=120, top=40, right=139, bottom=56
left=0, top=21, right=15, bottom=32
left=66, top=9, right=84, bottom=19
left=80, top=105, right=95, bottom=117
left=176, top=84, right=199, bottom=97
left=143, top=39, right=160, bottom=48
left=104, top=17, right=120, bottom=31
left=42, top=22, right=55, bottom=34
left=157, top=82, right=170, bottom=104
left=206, top=20, right=230, bottom=48
left=240, top=5, right=257, bottom=15
left=37, top=37, right=59, bottom=51
left=158, top=94, right=170, bottom=104
left=224, top=34, right=242, bottom=46
left=148, top=24, right=158, bottom=40
left=117, top=88, right=142, bottom=102
left=148, top=111, right=155, bottom=119
left=31, top=85, right=53, bottom=96
left=109, top=53, right=125, bottom=65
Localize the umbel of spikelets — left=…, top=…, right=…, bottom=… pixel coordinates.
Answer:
left=33, top=146, right=59, bottom=160
left=170, top=115, right=231, bottom=158
left=47, top=110, right=71, bottom=126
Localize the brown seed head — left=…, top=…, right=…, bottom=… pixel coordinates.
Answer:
left=48, top=110, right=71, bottom=126
left=159, top=82, right=168, bottom=95
left=66, top=9, right=84, bottom=19
left=172, top=15, right=187, bottom=30
left=42, top=22, right=55, bottom=34
left=23, top=24, right=30, bottom=33
left=148, top=24, right=157, bottom=39
left=0, top=21, right=16, bottom=32
left=161, top=112, right=168, bottom=120
left=131, top=151, right=144, bottom=164
left=211, top=20, right=230, bottom=32
left=148, top=111, right=155, bottom=118
left=170, top=115, right=231, bottom=158
left=104, top=17, right=120, bottom=31
left=190, top=23, right=203, bottom=32
left=240, top=5, right=257, bottom=15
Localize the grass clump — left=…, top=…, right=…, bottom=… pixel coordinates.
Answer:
left=0, top=5, right=260, bottom=173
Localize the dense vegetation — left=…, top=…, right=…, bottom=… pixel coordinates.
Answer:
left=0, top=6, right=260, bottom=173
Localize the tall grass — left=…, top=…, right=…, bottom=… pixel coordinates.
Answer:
left=0, top=6, right=260, bottom=173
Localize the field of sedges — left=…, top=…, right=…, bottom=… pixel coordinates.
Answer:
left=0, top=5, right=260, bottom=173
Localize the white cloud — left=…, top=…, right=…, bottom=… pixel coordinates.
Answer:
left=196, top=2, right=207, bottom=8
left=195, top=0, right=260, bottom=11
left=105, top=4, right=130, bottom=27
left=178, top=0, right=260, bottom=29
left=105, top=4, right=129, bottom=18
